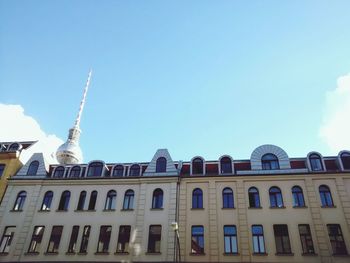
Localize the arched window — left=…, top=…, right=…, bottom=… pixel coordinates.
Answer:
left=248, top=187, right=260, bottom=208
left=53, top=166, right=65, bottom=178
left=156, top=157, right=167, bottom=173
left=192, top=188, right=203, bottom=209
left=112, top=165, right=124, bottom=176
left=220, top=157, right=232, bottom=174
left=269, top=187, right=284, bottom=208
left=341, top=152, right=350, bottom=170
left=192, top=158, right=204, bottom=175
left=40, top=191, right=53, bottom=211
left=88, top=191, right=98, bottom=210
left=27, top=161, right=39, bottom=175
left=58, top=191, right=70, bottom=211
left=105, top=190, right=117, bottom=210
left=292, top=186, right=305, bottom=207
left=309, top=154, right=323, bottom=171
left=261, top=154, right=279, bottom=170
left=123, top=190, right=134, bottom=210
left=222, top=187, right=234, bottom=208
left=129, top=164, right=140, bottom=176
left=152, top=188, right=163, bottom=209
left=13, top=191, right=26, bottom=211
left=87, top=162, right=103, bottom=177
left=319, top=185, right=334, bottom=207
left=77, top=191, right=86, bottom=210
left=70, top=166, right=81, bottom=178
left=8, top=143, right=21, bottom=151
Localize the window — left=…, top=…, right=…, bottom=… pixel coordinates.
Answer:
left=147, top=225, right=162, bottom=253
left=116, top=226, right=131, bottom=253
left=0, top=227, right=15, bottom=253
left=112, top=165, right=124, bottom=176
left=152, top=188, right=163, bottom=209
left=58, top=191, right=70, bottom=211
left=248, top=187, right=261, bottom=208
left=222, top=187, right=234, bottom=208
left=273, top=224, right=292, bottom=254
left=69, top=166, right=81, bottom=178
left=53, top=166, right=65, bottom=178
left=27, top=161, right=39, bottom=175
left=13, top=191, right=26, bottom=211
left=0, top=164, right=5, bottom=178
left=28, top=226, right=45, bottom=253
left=8, top=143, right=20, bottom=151
left=220, top=157, right=232, bottom=174
left=223, top=225, right=237, bottom=254
left=40, top=191, right=53, bottom=211
left=46, top=226, right=63, bottom=253
left=67, top=226, right=79, bottom=253
left=252, top=225, right=265, bottom=254
left=292, top=186, right=305, bottom=207
left=105, top=190, right=116, bottom=210
left=192, top=188, right=203, bottom=209
left=77, top=191, right=86, bottom=210
left=262, top=154, right=279, bottom=170
left=327, top=224, right=347, bottom=255
left=88, top=191, right=98, bottom=210
left=97, top=226, right=112, bottom=253
left=192, top=158, right=204, bottom=174
left=156, top=157, right=167, bottom=173
left=191, top=226, right=204, bottom=254
left=309, top=154, right=323, bottom=171
left=269, top=187, right=284, bottom=208
left=298, top=224, right=315, bottom=254
left=123, top=190, right=134, bottom=210
left=79, top=226, right=91, bottom=253
left=319, top=185, right=334, bottom=207
left=129, top=164, right=140, bottom=176
left=341, top=152, right=350, bottom=170
left=87, top=162, right=103, bottom=177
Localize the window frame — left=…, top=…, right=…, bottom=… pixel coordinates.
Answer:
left=192, top=188, right=203, bottom=209
left=27, top=226, right=45, bottom=253
left=123, top=190, right=134, bottom=210
left=252, top=225, right=265, bottom=254
left=0, top=226, right=16, bottom=254
left=116, top=225, right=131, bottom=253
left=76, top=191, right=86, bottom=211
left=40, top=191, right=53, bottom=211
left=292, top=186, right=306, bottom=207
left=112, top=165, right=124, bottom=176
left=191, top=225, right=204, bottom=254
left=88, top=191, right=98, bottom=211
left=147, top=225, right=162, bottom=253
left=96, top=225, right=112, bottom=253
left=46, top=225, right=63, bottom=254
left=340, top=152, right=350, bottom=170
left=129, top=164, right=140, bottom=176
left=319, top=185, right=334, bottom=207
left=222, top=187, right=234, bottom=208
left=248, top=187, right=261, bottom=208
left=269, top=187, right=284, bottom=208
left=58, top=191, right=70, bottom=211
left=0, top=164, right=6, bottom=178
left=69, top=166, right=81, bottom=178
left=191, top=158, right=204, bottom=175
left=27, top=161, right=39, bottom=176
left=309, top=153, right=323, bottom=171
left=298, top=224, right=315, bottom=255
left=156, top=157, right=167, bottom=173
left=53, top=166, right=65, bottom=178
left=223, top=225, right=238, bottom=254
left=67, top=226, right=79, bottom=253
left=327, top=224, right=348, bottom=255
left=13, top=191, right=27, bottom=211
left=261, top=153, right=280, bottom=170
left=152, top=188, right=164, bottom=209
left=273, top=224, right=292, bottom=254
left=104, top=190, right=117, bottom=210
left=79, top=225, right=91, bottom=253
left=220, top=156, right=233, bottom=174
left=87, top=162, right=103, bottom=177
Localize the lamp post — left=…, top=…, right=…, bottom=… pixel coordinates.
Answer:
left=171, top=222, right=181, bottom=263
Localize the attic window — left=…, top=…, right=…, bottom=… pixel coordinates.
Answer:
left=87, top=162, right=103, bottom=177
left=53, top=166, right=65, bottom=178
left=8, top=143, right=21, bottom=151
left=129, top=164, right=140, bottom=176
left=27, top=161, right=39, bottom=176
left=261, top=154, right=279, bottom=170
left=309, top=154, right=323, bottom=171
left=156, top=157, right=167, bottom=173
left=341, top=152, right=350, bottom=170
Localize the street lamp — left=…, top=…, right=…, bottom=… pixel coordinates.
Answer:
left=171, top=222, right=181, bottom=263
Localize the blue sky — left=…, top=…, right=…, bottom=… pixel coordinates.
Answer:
left=1, top=1, right=350, bottom=163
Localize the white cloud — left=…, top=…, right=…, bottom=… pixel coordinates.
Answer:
left=0, top=104, right=64, bottom=163
left=319, top=73, right=350, bottom=152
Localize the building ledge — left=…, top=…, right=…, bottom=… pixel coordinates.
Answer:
left=293, top=206, right=308, bottom=209
left=248, top=206, right=263, bottom=209
left=95, top=252, right=109, bottom=255
left=121, top=209, right=134, bottom=212
left=65, top=252, right=76, bottom=255
left=9, top=209, right=23, bottom=212
left=223, top=252, right=239, bottom=256
left=269, top=206, right=286, bottom=209
left=222, top=207, right=235, bottom=210
left=24, top=252, right=39, bottom=255
left=145, top=252, right=161, bottom=255
left=189, top=252, right=206, bottom=256
left=114, top=251, right=129, bottom=255
left=275, top=253, right=294, bottom=256
left=252, top=252, right=268, bottom=256
left=103, top=209, right=116, bottom=212
left=77, top=252, right=87, bottom=255
left=150, top=208, right=164, bottom=211
left=302, top=252, right=318, bottom=256
left=321, top=205, right=337, bottom=208
left=44, top=252, right=58, bottom=255
left=38, top=209, right=50, bottom=212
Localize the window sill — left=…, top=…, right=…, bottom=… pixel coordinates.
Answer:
left=275, top=253, right=294, bottom=256
left=252, top=252, right=268, bottom=256
left=145, top=252, right=161, bottom=255
left=77, top=252, right=87, bottom=255
left=0, top=252, right=9, bottom=256
left=302, top=252, right=318, bottom=256
left=24, top=252, right=39, bottom=255
left=114, top=251, right=129, bottom=255
left=38, top=209, right=50, bottom=212
left=150, top=208, right=164, bottom=211
left=190, top=252, right=206, bottom=256
left=223, top=252, right=239, bottom=256
left=65, top=252, right=76, bottom=255
left=9, top=209, right=23, bottom=212
left=293, top=206, right=308, bottom=209
left=44, top=252, right=58, bottom=255
left=56, top=209, right=68, bottom=212
left=248, top=207, right=263, bottom=209
left=269, top=206, right=286, bottom=209
left=222, top=207, right=235, bottom=210
left=103, top=209, right=116, bottom=212
left=121, top=209, right=134, bottom=211
left=95, top=252, right=109, bottom=255
left=191, top=208, right=204, bottom=210
left=74, top=209, right=96, bottom=212
left=321, top=205, right=336, bottom=208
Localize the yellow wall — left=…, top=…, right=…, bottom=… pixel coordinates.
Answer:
left=0, top=154, right=23, bottom=202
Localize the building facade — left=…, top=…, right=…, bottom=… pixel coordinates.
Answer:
left=0, top=145, right=350, bottom=263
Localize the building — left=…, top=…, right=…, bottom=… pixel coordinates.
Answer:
left=0, top=141, right=36, bottom=202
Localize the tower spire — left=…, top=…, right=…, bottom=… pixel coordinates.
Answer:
left=56, top=70, right=92, bottom=164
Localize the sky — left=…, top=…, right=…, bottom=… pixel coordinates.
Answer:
left=1, top=1, right=350, bottom=164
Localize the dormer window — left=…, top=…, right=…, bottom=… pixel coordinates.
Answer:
left=112, top=165, right=124, bottom=176
left=8, top=143, right=21, bottom=152
left=27, top=161, right=39, bottom=176
left=309, top=154, right=323, bottom=171
left=340, top=152, right=350, bottom=170
left=53, top=166, right=65, bottom=178
left=129, top=164, right=140, bottom=176
left=192, top=158, right=204, bottom=175
left=261, top=154, right=279, bottom=170
left=87, top=162, right=103, bottom=177
left=156, top=157, right=167, bottom=173
left=220, top=157, right=232, bottom=174
left=70, top=166, right=81, bottom=178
